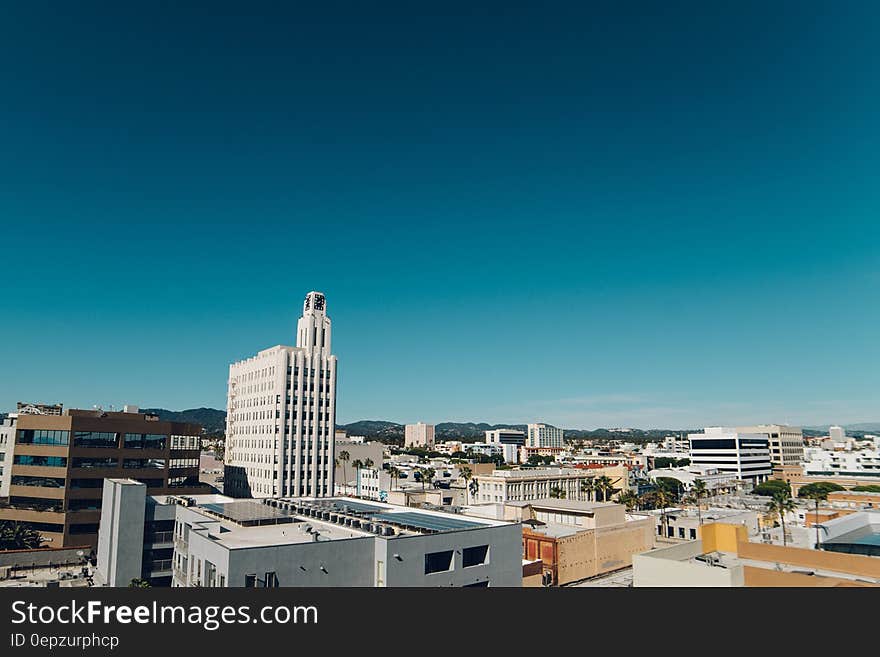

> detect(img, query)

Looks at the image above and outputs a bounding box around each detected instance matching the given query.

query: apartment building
[688,427,772,484]
[96,480,523,587]
[527,423,564,449]
[225,291,337,499]
[473,466,629,504]
[0,407,205,548]
[405,423,435,449]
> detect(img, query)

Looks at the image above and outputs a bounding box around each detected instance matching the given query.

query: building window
[11,475,66,488]
[73,431,118,448]
[13,455,67,467]
[424,550,454,574]
[16,429,69,446]
[244,574,257,588]
[462,545,490,568]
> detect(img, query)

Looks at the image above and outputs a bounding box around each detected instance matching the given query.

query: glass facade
[71,457,119,468]
[16,429,69,445]
[123,458,166,469]
[11,475,66,488]
[73,431,119,448]
[124,433,168,450]
[13,455,68,467]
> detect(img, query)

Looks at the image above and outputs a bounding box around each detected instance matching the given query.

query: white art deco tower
[224,291,337,498]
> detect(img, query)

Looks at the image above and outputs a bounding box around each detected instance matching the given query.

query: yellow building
[633,522,880,587]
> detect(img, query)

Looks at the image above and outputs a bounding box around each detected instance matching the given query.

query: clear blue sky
[1,2,878,429]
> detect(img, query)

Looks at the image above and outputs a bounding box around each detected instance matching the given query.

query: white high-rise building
[526,423,564,449]
[829,426,846,442]
[224,291,337,498]
[404,422,435,449]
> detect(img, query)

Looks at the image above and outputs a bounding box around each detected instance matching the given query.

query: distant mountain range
[5,407,876,441]
[142,408,227,435]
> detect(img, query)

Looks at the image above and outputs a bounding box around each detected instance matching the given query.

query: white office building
[485,429,526,447]
[224,291,337,498]
[527,423,564,449]
[405,422,435,449]
[688,427,772,484]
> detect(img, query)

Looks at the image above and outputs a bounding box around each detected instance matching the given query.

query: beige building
[737,424,804,467]
[507,498,653,585]
[404,422,435,449]
[473,466,629,505]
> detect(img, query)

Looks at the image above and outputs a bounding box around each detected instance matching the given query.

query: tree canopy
[751,479,791,497]
[797,482,845,498]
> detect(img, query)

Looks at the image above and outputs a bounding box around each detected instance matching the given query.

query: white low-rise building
[97,479,523,587]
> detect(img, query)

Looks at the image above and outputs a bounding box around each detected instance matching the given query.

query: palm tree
[691,478,708,526]
[388,466,400,491]
[594,475,618,502]
[580,477,596,502]
[363,458,374,469]
[0,521,44,551]
[766,491,797,546]
[802,489,829,549]
[338,450,350,494]
[549,486,566,499]
[617,489,640,511]
[459,466,473,504]
[420,467,435,490]
[654,488,672,539]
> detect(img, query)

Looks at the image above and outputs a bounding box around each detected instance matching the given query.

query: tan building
[737,424,804,467]
[507,498,653,586]
[0,407,207,549]
[633,522,880,587]
[404,423,435,449]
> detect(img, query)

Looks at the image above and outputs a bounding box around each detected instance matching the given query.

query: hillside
[142,407,227,436]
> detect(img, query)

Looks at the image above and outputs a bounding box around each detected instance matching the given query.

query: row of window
[14,455,67,467]
[16,429,200,450]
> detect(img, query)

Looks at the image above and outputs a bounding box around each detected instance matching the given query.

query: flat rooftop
[506,498,619,512]
[181,496,512,551]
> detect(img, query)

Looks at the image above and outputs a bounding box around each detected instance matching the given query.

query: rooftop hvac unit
[373,524,384,535]
[352,520,361,529]
[321,511,330,520]
[383,526,395,536]
[363,523,374,533]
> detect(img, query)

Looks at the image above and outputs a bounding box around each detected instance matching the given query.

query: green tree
[389,466,400,492]
[580,478,596,502]
[594,475,621,502]
[851,485,880,493]
[338,450,350,493]
[752,479,792,497]
[0,521,44,551]
[549,486,566,499]
[690,478,708,526]
[128,578,151,588]
[766,491,797,547]
[800,486,833,549]
[420,467,435,490]
[617,489,640,511]
[459,466,473,504]
[797,482,845,498]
